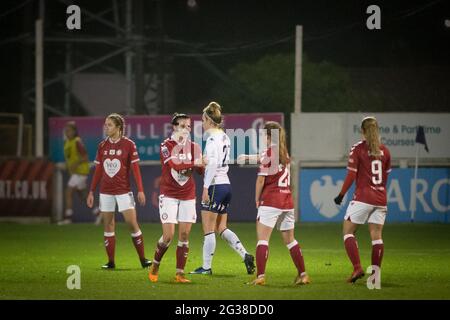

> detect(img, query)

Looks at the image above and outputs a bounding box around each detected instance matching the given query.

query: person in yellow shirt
[59,121,100,225]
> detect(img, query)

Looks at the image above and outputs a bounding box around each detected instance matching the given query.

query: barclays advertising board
[299,168,450,223]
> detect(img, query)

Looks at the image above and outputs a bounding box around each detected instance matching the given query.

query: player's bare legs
[65,186,74,216]
[281,229,309,285]
[343,219,359,235]
[122,208,149,268]
[216,213,227,234]
[161,223,176,243]
[103,212,115,232]
[60,186,76,224]
[102,212,116,269]
[202,210,217,234]
[179,222,191,242]
[343,219,364,282]
[368,223,384,272]
[122,208,140,233]
[257,221,273,241]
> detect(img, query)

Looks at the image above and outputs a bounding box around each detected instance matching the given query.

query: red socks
[344,235,385,272]
[104,232,116,263]
[256,240,307,278]
[176,241,189,273]
[372,239,384,267]
[131,230,146,260]
[256,240,269,278]
[288,240,306,275]
[153,236,170,264]
[344,234,362,271]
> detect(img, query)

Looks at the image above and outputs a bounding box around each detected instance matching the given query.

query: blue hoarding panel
[299,168,449,223]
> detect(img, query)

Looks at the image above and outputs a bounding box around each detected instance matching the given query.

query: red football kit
[345,140,391,206]
[90,136,143,195]
[258,147,294,210]
[159,136,203,200]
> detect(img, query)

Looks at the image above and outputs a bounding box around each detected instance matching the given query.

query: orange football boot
[248,276,266,286]
[174,273,191,283]
[294,273,311,285]
[148,263,159,283]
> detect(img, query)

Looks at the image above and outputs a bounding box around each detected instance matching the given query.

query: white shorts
[67,174,88,190]
[344,201,387,225]
[257,206,295,231]
[100,192,135,213]
[159,195,197,224]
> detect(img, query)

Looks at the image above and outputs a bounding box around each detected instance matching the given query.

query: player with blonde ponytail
[190,102,255,276]
[334,116,392,283]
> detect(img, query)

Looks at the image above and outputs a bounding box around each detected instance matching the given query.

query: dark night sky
[1,0,449,114]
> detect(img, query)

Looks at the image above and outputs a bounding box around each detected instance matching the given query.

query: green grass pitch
[1,222,449,300]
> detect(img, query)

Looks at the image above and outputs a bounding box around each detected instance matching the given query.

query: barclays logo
[310,175,347,218]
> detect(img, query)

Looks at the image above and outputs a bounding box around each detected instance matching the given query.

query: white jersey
[203,130,231,188]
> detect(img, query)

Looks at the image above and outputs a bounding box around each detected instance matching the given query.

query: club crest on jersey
[109,149,116,155]
[161,146,169,158]
[117,149,122,156]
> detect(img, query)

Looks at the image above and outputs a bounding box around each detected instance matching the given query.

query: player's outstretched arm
[237,154,260,165]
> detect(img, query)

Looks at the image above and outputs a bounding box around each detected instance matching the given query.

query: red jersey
[159,137,203,200]
[94,136,140,195]
[347,140,391,206]
[258,147,294,210]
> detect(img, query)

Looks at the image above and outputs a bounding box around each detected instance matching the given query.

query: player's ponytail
[107,113,126,137]
[361,116,381,158]
[203,101,223,127]
[264,121,289,166]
